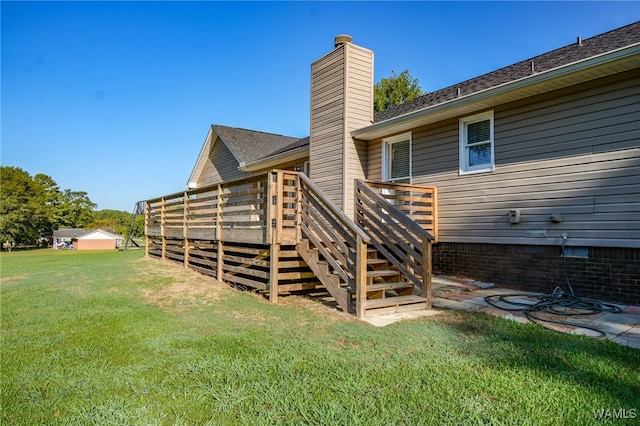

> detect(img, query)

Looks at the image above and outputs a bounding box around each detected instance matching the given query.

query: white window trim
[459,110,495,175]
[382,132,412,183]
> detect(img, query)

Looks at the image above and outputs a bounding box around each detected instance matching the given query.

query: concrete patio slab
[363,275,640,349]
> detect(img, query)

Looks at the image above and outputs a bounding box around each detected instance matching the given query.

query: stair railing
[298,173,370,317]
[354,180,435,301]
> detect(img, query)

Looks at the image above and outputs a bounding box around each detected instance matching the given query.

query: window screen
[389,140,410,181]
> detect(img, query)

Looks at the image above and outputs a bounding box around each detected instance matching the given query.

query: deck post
[431,187,439,243]
[216,183,223,281]
[267,171,280,302]
[269,243,279,303]
[144,201,150,257]
[183,191,189,269]
[422,235,432,309]
[161,197,167,261]
[295,173,302,242]
[355,235,367,319]
[275,171,284,240]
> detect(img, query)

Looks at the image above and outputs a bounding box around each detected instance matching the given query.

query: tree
[58,189,96,228]
[374,69,424,113]
[0,166,98,245]
[0,167,49,244]
[33,173,62,232]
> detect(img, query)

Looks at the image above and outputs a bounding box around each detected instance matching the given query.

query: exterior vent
[334,34,353,47]
[563,247,589,258]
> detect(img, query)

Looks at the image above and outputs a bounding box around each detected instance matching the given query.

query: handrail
[355,179,434,297]
[299,174,370,243]
[299,173,369,304]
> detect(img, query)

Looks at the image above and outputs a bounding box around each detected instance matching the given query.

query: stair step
[367,258,388,265]
[366,282,414,293]
[365,295,428,310]
[366,270,400,278]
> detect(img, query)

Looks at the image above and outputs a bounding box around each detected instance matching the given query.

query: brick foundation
[432,243,640,306]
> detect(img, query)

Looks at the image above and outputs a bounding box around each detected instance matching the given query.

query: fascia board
[352,44,640,141]
[238,146,309,172]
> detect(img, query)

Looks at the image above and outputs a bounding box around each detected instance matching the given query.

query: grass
[1,249,638,425]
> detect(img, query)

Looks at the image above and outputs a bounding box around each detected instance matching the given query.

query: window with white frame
[459,111,494,174]
[382,132,412,184]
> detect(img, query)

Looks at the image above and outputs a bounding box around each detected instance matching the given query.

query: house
[146,22,640,313]
[53,228,123,250]
[53,228,85,249]
[74,229,123,250]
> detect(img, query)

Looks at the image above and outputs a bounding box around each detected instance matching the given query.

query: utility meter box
[509,209,521,224]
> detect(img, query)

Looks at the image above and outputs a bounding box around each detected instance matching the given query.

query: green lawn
[1,249,638,425]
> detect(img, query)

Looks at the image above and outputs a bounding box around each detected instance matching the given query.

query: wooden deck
[145,170,437,318]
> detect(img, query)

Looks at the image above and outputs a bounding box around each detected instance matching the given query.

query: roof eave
[352,44,640,141]
[238,146,309,172]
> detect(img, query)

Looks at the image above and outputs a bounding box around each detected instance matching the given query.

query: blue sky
[2,1,638,212]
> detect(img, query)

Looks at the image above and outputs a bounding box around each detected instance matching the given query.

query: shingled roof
[212,124,304,165]
[52,228,86,239]
[191,21,637,181]
[374,21,640,123]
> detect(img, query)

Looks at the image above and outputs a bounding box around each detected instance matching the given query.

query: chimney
[334,34,353,48]
[309,35,373,216]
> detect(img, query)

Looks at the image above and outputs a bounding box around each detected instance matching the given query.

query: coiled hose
[484,238,622,337]
[485,289,621,337]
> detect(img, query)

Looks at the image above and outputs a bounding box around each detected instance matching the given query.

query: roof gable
[77,229,121,240]
[188,124,307,187]
[212,125,303,165]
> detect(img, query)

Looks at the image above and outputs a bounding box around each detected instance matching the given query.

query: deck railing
[145,173,437,317]
[146,171,301,248]
[358,180,438,242]
[298,173,370,316]
[355,180,436,299]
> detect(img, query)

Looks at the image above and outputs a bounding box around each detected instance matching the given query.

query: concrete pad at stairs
[364,309,443,327]
[432,297,483,311]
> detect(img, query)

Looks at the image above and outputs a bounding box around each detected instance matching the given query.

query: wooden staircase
[362,246,429,316]
[295,173,434,319]
[296,239,429,317]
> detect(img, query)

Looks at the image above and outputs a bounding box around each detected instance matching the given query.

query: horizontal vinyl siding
[497,75,639,163]
[310,48,345,206]
[198,138,248,187]
[374,71,640,248]
[366,139,383,181]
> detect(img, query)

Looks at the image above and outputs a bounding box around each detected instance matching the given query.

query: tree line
[0,166,144,246]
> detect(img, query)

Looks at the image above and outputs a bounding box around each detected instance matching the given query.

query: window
[459,111,494,174]
[382,132,411,184]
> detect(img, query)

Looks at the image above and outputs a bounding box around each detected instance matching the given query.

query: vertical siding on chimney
[309,41,373,216]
